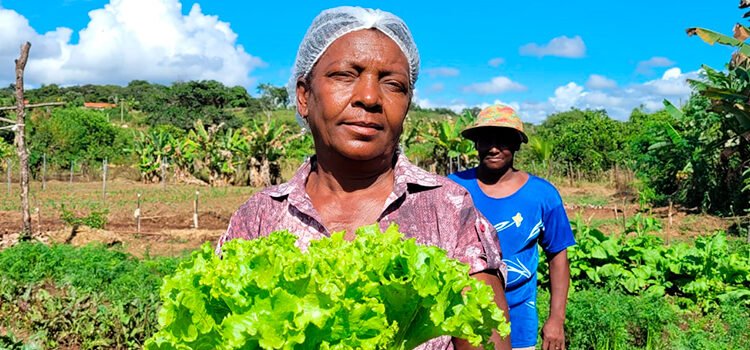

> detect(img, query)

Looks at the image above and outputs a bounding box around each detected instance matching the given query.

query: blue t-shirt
[448,168,575,348]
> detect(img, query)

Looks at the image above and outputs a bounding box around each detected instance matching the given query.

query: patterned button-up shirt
[217,153,507,350]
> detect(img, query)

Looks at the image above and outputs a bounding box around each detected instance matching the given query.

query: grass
[565,193,610,207]
[0,179,257,227]
[0,242,184,349]
[536,289,750,350]
[2,241,747,350]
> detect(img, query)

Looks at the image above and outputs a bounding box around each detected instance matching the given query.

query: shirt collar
[266,152,440,197]
[263,152,442,226]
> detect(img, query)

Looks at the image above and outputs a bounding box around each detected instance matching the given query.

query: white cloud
[636,56,675,75]
[0,8,73,69]
[584,90,624,107]
[642,68,695,96]
[413,97,467,113]
[424,67,460,78]
[586,74,617,89]
[463,76,526,94]
[549,82,584,111]
[428,82,444,92]
[413,93,548,124]
[542,67,698,120]
[415,67,697,123]
[517,101,553,124]
[0,0,263,87]
[519,35,586,58]
[488,57,505,67]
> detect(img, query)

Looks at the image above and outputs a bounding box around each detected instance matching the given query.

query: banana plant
[423,112,477,174]
[131,129,177,182]
[216,127,252,184]
[180,120,229,185]
[245,119,296,186]
[400,117,433,167]
[687,4,750,193]
[527,136,554,178]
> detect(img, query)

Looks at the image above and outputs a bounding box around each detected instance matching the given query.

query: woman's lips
[484,155,505,163]
[342,121,383,137]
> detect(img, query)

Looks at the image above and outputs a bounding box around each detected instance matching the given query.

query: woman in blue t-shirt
[448,104,576,350]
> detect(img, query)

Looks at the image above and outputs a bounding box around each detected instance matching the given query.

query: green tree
[143,80,240,129]
[227,86,252,108]
[537,109,627,175]
[628,107,688,204]
[257,83,290,109]
[255,83,290,120]
[27,108,133,170]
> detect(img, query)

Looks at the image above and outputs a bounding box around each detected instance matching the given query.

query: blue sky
[0,0,742,122]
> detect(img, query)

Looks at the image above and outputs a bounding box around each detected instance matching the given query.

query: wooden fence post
[35,196,41,234]
[6,159,11,195]
[161,159,167,189]
[614,202,619,222]
[621,198,627,231]
[136,193,141,234]
[613,163,619,189]
[568,163,574,187]
[41,153,46,191]
[667,199,673,245]
[193,190,200,229]
[102,159,108,201]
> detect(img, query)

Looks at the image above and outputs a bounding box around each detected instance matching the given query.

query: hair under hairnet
[288,6,420,129]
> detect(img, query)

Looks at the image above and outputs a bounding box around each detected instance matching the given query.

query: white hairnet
[288,6,420,129]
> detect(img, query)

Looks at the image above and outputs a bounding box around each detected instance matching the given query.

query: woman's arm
[453,272,511,350]
[542,249,570,350]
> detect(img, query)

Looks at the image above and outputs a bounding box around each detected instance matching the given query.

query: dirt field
[557,183,728,239]
[0,180,254,256]
[0,178,731,257]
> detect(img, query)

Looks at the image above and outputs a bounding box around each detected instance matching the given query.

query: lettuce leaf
[145,224,510,349]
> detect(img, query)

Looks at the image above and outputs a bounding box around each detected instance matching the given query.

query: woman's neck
[308,150,396,194]
[477,163,516,186]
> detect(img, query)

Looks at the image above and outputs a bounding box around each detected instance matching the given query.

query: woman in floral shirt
[218,6,510,350]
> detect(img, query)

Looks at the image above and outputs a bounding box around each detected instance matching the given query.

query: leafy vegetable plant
[145,224,510,349]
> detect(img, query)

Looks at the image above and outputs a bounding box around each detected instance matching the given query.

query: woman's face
[473,128,521,172]
[297,29,411,161]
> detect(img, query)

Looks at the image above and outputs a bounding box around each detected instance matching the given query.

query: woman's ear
[296,77,310,117]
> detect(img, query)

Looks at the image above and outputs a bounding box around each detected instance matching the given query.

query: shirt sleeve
[454,192,508,285]
[215,197,264,255]
[539,190,576,254]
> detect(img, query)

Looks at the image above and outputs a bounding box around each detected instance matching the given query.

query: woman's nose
[352,74,382,110]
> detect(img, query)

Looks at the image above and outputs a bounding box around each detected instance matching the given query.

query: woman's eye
[383,80,407,93]
[330,71,356,79]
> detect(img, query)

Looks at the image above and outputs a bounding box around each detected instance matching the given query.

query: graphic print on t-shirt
[512,212,523,227]
[498,214,542,286]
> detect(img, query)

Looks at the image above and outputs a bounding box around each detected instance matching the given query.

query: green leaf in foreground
[145,224,510,349]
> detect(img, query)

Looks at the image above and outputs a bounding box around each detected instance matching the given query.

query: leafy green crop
[59,204,109,229]
[538,217,750,311]
[145,224,510,349]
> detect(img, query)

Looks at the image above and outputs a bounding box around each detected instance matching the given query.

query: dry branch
[0,101,65,112]
[14,41,32,238]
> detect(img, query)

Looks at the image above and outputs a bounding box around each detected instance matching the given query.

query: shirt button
[479,222,486,231]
